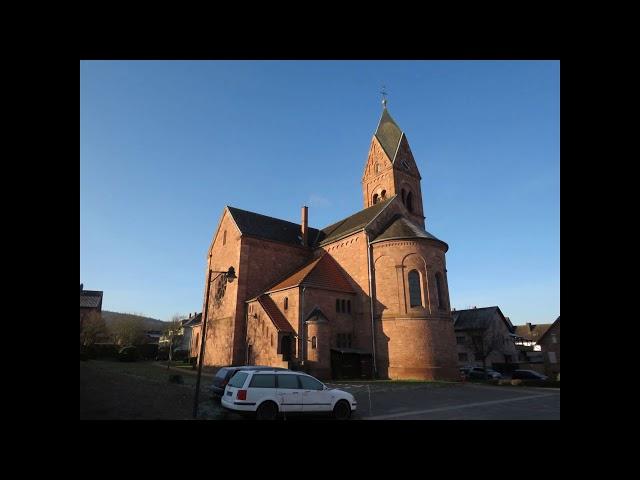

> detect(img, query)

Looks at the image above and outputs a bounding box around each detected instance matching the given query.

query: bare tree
[162,314,185,367]
[109,314,146,346]
[466,327,507,380]
[80,312,107,346]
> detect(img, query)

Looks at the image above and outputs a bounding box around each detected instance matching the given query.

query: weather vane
[381,85,388,108]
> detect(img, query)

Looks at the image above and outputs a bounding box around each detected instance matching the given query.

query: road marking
[363,393,556,420]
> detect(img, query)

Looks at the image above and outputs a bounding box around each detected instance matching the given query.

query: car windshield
[215,368,229,379]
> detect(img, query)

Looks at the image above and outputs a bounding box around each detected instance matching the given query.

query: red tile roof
[267,254,355,294]
[257,295,295,333]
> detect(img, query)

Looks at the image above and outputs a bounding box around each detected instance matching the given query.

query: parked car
[461,366,503,380]
[221,369,357,420]
[512,369,548,381]
[210,366,289,399]
[118,345,138,362]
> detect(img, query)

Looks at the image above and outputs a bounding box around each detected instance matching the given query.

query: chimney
[189,313,192,319]
[301,205,308,247]
[80,283,83,291]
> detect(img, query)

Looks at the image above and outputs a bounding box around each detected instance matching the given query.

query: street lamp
[193,266,236,419]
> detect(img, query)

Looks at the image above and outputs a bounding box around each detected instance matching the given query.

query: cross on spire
[381,85,388,108]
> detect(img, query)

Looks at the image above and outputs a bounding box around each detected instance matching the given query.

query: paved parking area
[324,381,560,420]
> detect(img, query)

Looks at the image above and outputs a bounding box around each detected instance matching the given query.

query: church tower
[361,104,425,228]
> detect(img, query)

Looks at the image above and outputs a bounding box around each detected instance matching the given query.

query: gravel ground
[79,359,232,420]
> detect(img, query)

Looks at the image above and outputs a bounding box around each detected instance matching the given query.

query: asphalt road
[325,381,560,420]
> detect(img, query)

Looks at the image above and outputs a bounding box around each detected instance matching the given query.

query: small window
[347,300,351,314]
[456,336,465,345]
[299,375,324,391]
[223,230,226,245]
[435,272,446,310]
[336,299,340,313]
[271,334,274,347]
[373,193,379,204]
[249,374,276,388]
[228,371,249,388]
[401,188,406,205]
[276,374,300,389]
[311,336,317,349]
[381,189,386,199]
[551,334,558,344]
[406,191,413,213]
[458,353,468,362]
[341,299,346,313]
[284,297,288,310]
[408,270,422,308]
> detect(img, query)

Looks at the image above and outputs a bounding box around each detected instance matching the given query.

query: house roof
[314,196,395,246]
[182,313,202,327]
[536,316,560,343]
[452,306,512,333]
[267,253,355,294]
[305,307,329,323]
[513,322,553,342]
[227,206,320,247]
[257,295,295,333]
[375,107,404,162]
[80,290,103,308]
[371,214,447,249]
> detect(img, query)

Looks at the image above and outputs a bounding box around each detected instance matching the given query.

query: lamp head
[225,266,236,283]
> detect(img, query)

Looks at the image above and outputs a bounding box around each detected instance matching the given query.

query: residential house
[536,316,560,379]
[80,283,104,342]
[452,306,519,373]
[512,321,552,374]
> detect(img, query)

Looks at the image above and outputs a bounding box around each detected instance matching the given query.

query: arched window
[381,189,386,200]
[435,272,446,310]
[223,230,226,245]
[284,297,288,310]
[373,193,379,204]
[401,188,406,205]
[408,270,422,308]
[311,336,317,349]
[406,192,413,213]
[271,334,274,347]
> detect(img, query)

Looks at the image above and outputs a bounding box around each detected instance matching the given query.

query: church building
[191,102,459,381]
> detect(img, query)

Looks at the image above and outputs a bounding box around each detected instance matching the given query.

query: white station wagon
[221,369,357,420]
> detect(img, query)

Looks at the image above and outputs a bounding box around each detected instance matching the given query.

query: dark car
[118,345,138,362]
[512,369,548,381]
[461,366,503,380]
[209,365,289,398]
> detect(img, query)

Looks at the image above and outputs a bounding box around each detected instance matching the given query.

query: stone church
[191,103,459,381]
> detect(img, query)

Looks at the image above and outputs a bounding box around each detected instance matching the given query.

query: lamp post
[192,266,236,419]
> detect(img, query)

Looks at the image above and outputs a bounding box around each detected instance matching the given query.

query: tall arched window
[284,297,288,310]
[406,192,413,213]
[381,189,386,200]
[435,272,446,310]
[311,336,317,349]
[373,193,379,204]
[408,270,422,307]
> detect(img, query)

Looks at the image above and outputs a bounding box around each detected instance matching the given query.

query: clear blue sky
[80,60,559,325]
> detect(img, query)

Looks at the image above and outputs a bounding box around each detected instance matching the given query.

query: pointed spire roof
[374,107,404,162]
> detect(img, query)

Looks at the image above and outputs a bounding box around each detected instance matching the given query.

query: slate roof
[314,196,395,246]
[80,290,103,309]
[375,107,404,161]
[371,215,447,249]
[227,206,320,247]
[452,306,512,333]
[257,295,295,333]
[267,253,355,294]
[535,316,560,343]
[514,322,552,342]
[182,313,202,327]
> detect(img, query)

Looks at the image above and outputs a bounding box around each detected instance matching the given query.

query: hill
[102,310,168,331]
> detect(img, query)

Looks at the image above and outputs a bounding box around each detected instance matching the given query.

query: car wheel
[333,400,351,420]
[256,401,278,421]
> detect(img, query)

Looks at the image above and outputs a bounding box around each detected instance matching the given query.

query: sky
[80,60,559,324]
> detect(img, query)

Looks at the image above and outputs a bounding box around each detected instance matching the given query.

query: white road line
[363,393,555,420]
